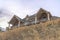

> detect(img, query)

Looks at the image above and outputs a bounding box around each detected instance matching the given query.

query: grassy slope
[0,19,60,40]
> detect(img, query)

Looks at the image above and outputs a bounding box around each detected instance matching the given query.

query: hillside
[0,19,60,40]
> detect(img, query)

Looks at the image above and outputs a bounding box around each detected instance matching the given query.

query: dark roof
[23,14,36,22]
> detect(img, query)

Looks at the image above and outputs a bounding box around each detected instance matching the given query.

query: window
[40,13,47,21]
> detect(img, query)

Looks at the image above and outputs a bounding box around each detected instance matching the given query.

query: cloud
[0,0,60,18]
[0,17,8,28]
[0,8,13,17]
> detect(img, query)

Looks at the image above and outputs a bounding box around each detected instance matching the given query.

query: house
[8,8,52,29]
[23,8,52,25]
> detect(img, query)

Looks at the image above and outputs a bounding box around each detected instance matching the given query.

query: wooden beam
[48,13,50,21]
[35,14,37,24]
[18,21,20,27]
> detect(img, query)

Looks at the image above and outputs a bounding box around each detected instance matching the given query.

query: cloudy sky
[0,0,60,28]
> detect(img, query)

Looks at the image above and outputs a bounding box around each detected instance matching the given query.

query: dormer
[25,15,29,20]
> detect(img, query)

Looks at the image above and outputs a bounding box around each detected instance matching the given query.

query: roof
[8,15,22,24]
[8,8,52,24]
[36,8,52,19]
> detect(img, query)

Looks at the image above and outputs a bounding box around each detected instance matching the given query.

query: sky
[0,0,60,28]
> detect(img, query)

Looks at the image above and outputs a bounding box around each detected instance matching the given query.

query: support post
[48,13,50,21]
[18,21,20,27]
[35,14,37,24]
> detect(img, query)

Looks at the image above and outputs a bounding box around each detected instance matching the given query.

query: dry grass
[0,19,60,40]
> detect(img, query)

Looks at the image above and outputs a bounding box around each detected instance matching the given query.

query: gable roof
[8,15,22,24]
[36,8,49,16]
[36,8,52,19]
